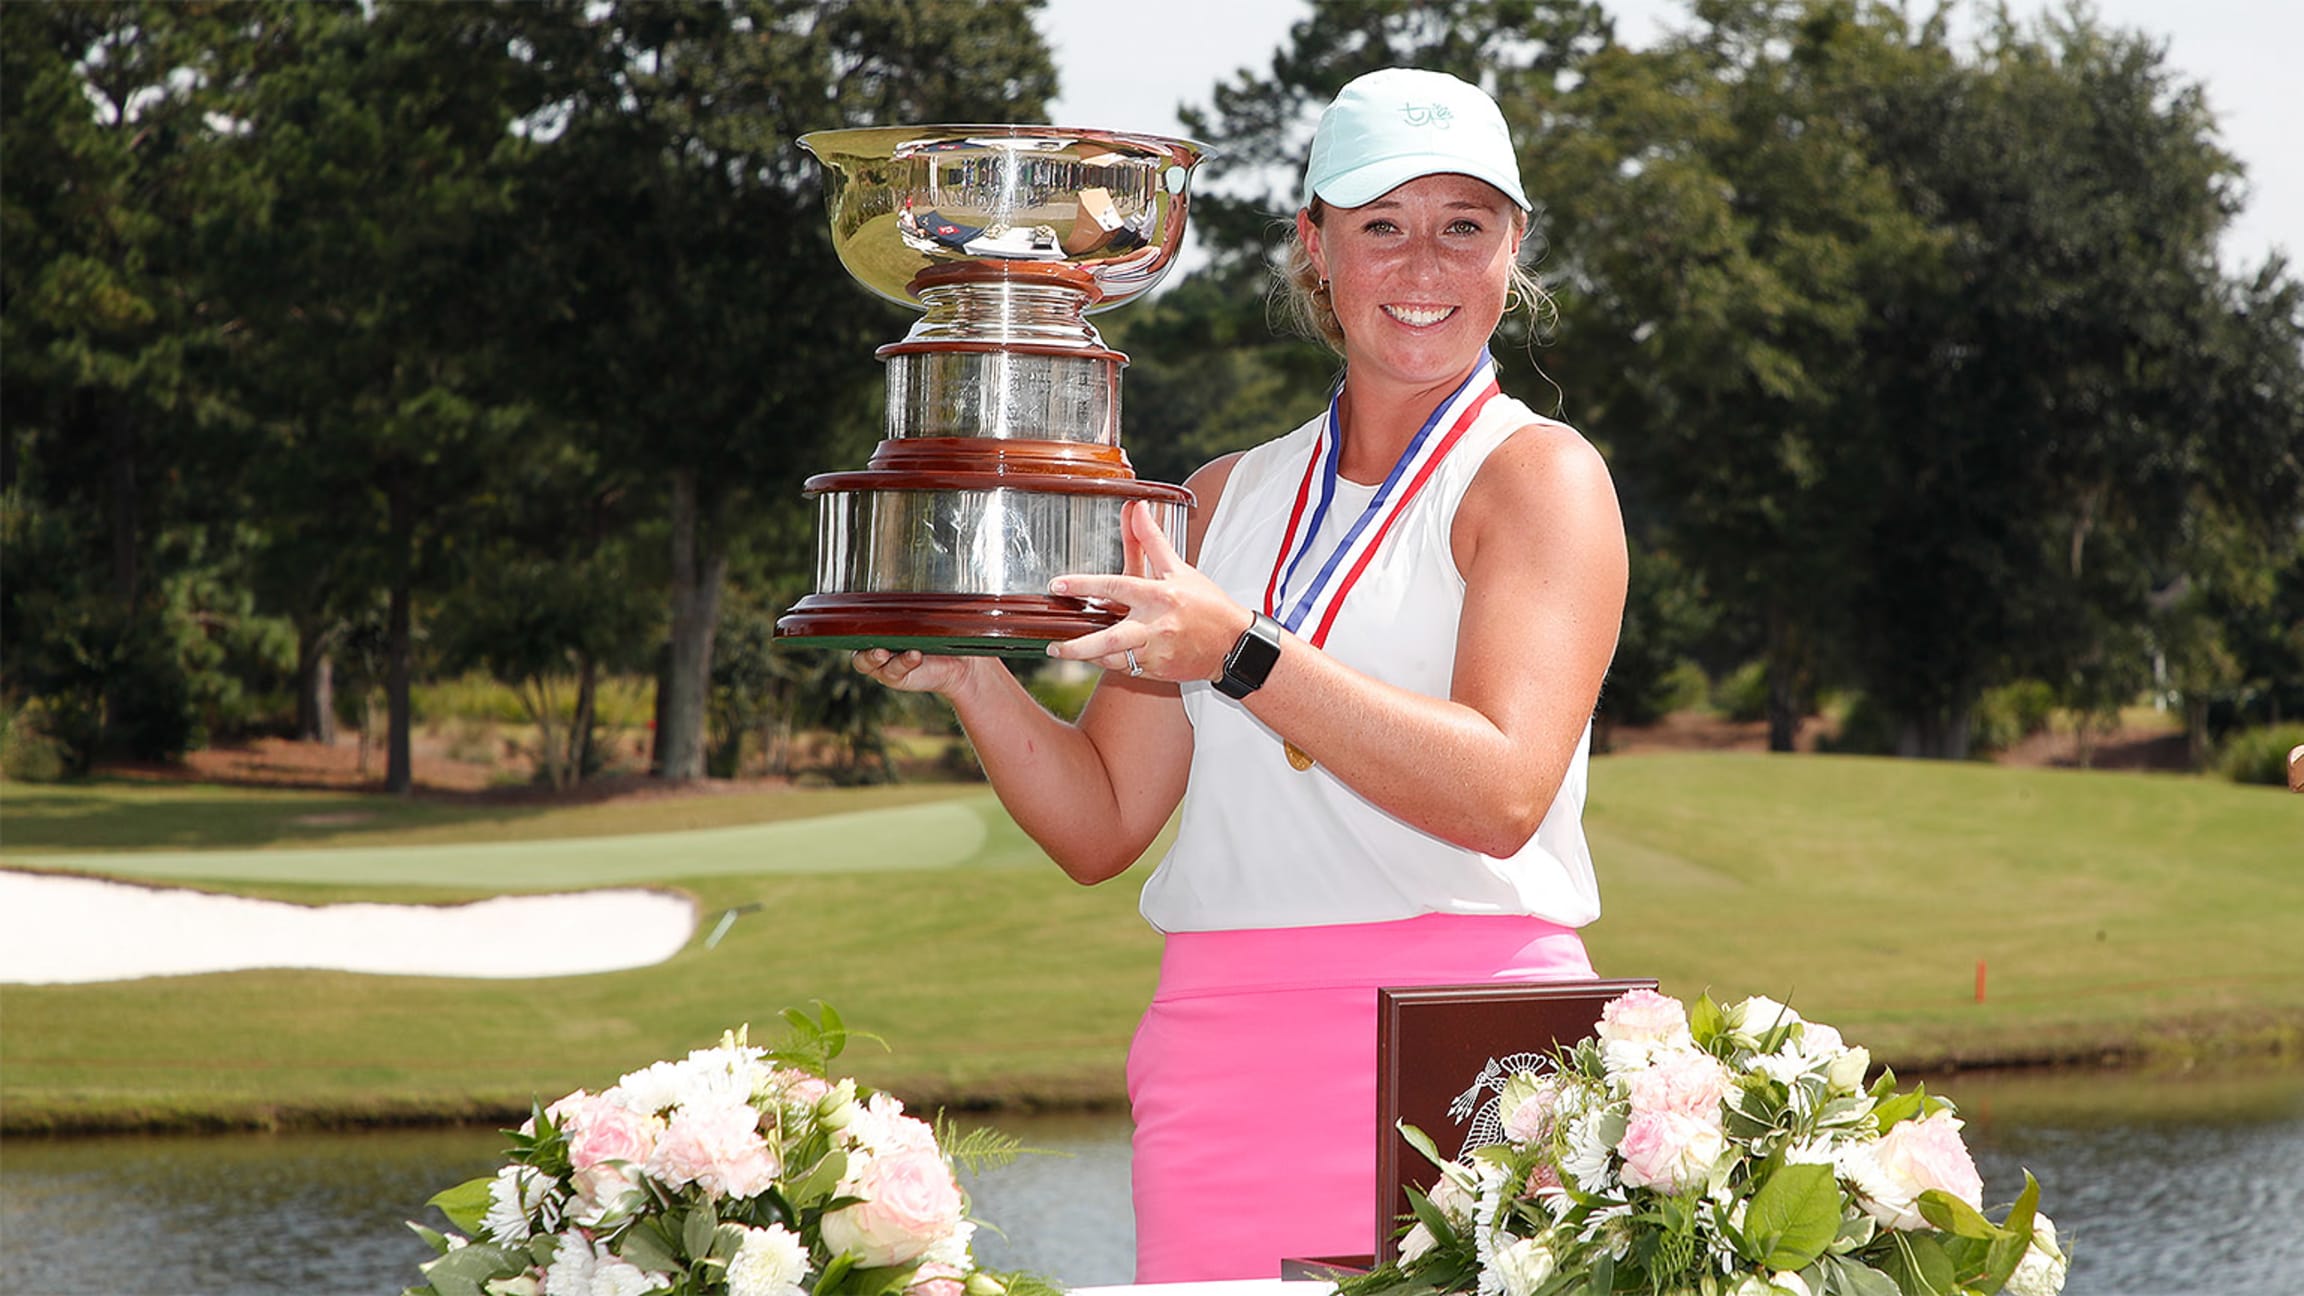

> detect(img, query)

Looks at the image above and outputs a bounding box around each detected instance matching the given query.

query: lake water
[4,1064,2298,1296]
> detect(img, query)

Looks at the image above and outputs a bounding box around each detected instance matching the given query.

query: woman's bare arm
[853,454,1243,882]
[1050,425,1624,857]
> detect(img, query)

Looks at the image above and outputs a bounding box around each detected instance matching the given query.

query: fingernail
[1049,578,1070,595]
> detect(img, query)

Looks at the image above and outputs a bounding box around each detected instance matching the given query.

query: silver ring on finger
[1125,648,1144,678]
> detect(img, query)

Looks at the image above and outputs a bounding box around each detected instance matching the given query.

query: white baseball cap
[1301,67,1530,212]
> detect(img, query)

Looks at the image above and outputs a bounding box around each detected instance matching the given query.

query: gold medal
[1284,740,1314,772]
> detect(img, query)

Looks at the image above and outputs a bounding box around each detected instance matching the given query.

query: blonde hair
[1275,199,1552,356]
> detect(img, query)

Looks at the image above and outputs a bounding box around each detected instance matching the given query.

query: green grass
[0,778,976,854]
[1579,754,2303,1069]
[1,754,2297,1132]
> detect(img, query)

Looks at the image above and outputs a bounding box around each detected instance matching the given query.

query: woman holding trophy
[854,68,1626,1280]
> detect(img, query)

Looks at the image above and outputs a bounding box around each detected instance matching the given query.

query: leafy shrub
[1816,691,1897,756]
[592,676,655,730]
[1659,660,1712,714]
[441,718,500,764]
[2217,723,2304,787]
[105,624,201,760]
[1,701,68,782]
[1599,546,1717,727]
[413,672,533,725]
[1714,660,1769,723]
[1971,679,2058,753]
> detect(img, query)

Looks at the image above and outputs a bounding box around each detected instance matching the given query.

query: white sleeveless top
[1137,390,1604,933]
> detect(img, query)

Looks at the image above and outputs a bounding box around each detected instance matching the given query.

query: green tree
[196,0,544,792]
[1845,6,2282,756]
[1512,1,1947,751]
[1,1,271,766]
[500,0,1058,783]
[1165,0,1616,452]
[433,429,658,789]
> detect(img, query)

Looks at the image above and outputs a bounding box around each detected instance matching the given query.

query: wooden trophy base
[775,592,1120,657]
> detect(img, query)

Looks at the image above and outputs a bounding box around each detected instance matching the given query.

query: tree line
[4,0,2298,792]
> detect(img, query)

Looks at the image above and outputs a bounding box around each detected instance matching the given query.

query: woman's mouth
[1382,303,1458,327]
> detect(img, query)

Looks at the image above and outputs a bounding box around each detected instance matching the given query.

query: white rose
[1428,1163,1480,1227]
[1825,1045,1871,1095]
[818,1078,861,1132]
[1398,1221,1439,1263]
[1491,1237,1556,1296]
[2004,1213,2068,1296]
[1728,996,1804,1041]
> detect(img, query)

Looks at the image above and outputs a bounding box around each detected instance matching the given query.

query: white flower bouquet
[1350,990,2068,1296]
[404,1006,1051,1296]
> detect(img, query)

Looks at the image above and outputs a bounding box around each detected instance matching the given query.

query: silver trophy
[775,126,1207,656]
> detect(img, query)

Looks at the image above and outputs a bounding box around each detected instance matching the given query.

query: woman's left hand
[1048,500,1251,683]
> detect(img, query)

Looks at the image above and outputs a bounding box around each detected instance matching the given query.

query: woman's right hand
[851,647,985,699]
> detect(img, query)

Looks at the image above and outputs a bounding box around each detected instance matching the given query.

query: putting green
[8,796,1000,888]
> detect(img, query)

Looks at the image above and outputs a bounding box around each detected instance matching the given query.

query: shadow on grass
[0,778,554,853]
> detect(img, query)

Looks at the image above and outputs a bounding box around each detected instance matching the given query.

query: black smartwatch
[1214,613,1283,699]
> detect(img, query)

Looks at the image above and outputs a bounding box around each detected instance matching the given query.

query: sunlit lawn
[1,754,2296,1130]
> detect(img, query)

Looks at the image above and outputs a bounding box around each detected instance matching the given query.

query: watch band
[1214,613,1283,699]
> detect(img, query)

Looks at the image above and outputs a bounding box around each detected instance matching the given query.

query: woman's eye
[1448,219,1484,235]
[1361,219,1400,235]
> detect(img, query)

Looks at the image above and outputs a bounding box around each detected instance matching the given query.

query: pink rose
[821,1145,965,1267]
[1497,1072,1562,1143]
[1626,1048,1730,1121]
[1616,1109,1724,1193]
[909,1261,967,1296]
[570,1098,658,1171]
[1597,990,1691,1067]
[777,1069,832,1108]
[647,1101,781,1199]
[1851,1111,1984,1230]
[1503,1092,1554,1143]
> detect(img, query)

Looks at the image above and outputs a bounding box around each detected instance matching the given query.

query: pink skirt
[1124,913,1593,1282]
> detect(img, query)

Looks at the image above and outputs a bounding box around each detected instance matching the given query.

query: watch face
[1220,615,1282,697]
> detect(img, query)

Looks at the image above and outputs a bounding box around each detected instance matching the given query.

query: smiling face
[1298,172,1525,396]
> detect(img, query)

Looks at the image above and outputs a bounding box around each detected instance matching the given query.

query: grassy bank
[2,755,2297,1132]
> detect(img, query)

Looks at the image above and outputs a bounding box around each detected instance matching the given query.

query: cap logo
[1398,101,1455,129]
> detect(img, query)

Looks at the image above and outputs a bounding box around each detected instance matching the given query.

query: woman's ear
[1296,207,1327,280]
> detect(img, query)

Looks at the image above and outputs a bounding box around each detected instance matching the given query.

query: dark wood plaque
[1372,978,1658,1265]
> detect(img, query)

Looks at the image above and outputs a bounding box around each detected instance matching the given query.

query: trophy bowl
[801,125,1206,342]
[776,125,1208,657]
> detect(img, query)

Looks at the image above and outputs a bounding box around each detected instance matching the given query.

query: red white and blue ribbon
[1262,351,1503,647]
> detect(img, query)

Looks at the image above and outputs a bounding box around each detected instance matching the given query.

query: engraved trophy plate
[776,126,1207,656]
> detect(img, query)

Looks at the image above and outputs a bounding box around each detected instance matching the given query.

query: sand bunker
[0,870,695,984]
